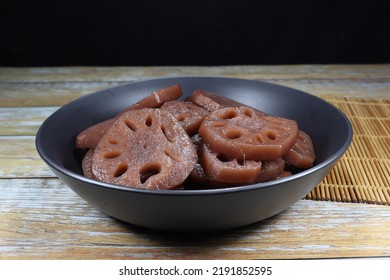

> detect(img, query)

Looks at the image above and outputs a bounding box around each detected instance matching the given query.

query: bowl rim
[36,76,353,196]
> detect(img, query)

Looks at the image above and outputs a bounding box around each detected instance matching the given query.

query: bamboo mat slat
[306,96,390,205]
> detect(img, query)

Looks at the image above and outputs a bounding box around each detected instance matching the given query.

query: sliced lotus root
[189,156,285,187]
[76,119,116,149]
[82,149,94,179]
[187,89,245,112]
[76,84,183,149]
[276,170,293,180]
[91,108,197,190]
[188,162,242,189]
[283,130,315,169]
[199,106,298,161]
[199,143,262,184]
[160,100,209,136]
[129,84,183,110]
[255,158,285,183]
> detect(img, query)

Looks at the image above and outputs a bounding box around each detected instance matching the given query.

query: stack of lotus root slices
[76,85,315,190]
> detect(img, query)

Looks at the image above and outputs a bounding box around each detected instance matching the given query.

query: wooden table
[1,65,389,260]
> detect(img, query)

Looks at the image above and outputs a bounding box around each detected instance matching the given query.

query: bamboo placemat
[306,96,390,205]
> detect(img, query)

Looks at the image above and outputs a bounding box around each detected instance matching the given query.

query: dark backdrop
[1,0,389,66]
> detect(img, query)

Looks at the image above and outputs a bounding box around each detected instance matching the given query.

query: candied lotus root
[76,84,183,149]
[199,106,299,161]
[255,158,285,183]
[82,148,94,179]
[187,89,245,112]
[91,108,197,190]
[76,119,116,149]
[199,143,262,184]
[283,130,316,169]
[160,100,208,136]
[129,84,183,110]
[188,163,240,189]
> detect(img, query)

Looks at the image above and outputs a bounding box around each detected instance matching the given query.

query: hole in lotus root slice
[216,153,233,163]
[114,163,128,178]
[243,107,253,117]
[220,108,238,120]
[124,119,137,132]
[266,130,277,140]
[139,162,162,184]
[160,124,176,143]
[107,138,119,145]
[103,150,121,159]
[216,153,248,166]
[177,114,185,122]
[225,128,243,140]
[163,149,181,162]
[211,121,227,128]
[145,115,153,127]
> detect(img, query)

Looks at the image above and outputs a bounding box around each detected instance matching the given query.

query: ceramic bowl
[36,77,353,231]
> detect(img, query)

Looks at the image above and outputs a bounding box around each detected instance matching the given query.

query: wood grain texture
[1,64,390,107]
[1,178,390,260]
[0,136,54,178]
[1,65,390,260]
[2,65,390,82]
[0,107,58,136]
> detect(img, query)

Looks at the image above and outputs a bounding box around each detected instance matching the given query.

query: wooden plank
[1,65,390,260]
[1,178,390,259]
[0,136,54,178]
[0,107,57,136]
[1,65,390,107]
[0,82,119,107]
[1,77,390,107]
[1,65,390,83]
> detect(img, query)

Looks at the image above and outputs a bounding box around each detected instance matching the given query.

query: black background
[1,0,389,66]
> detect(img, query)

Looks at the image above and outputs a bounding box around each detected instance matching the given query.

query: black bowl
[36,77,353,231]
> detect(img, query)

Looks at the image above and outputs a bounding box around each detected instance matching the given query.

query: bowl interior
[37,77,351,184]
